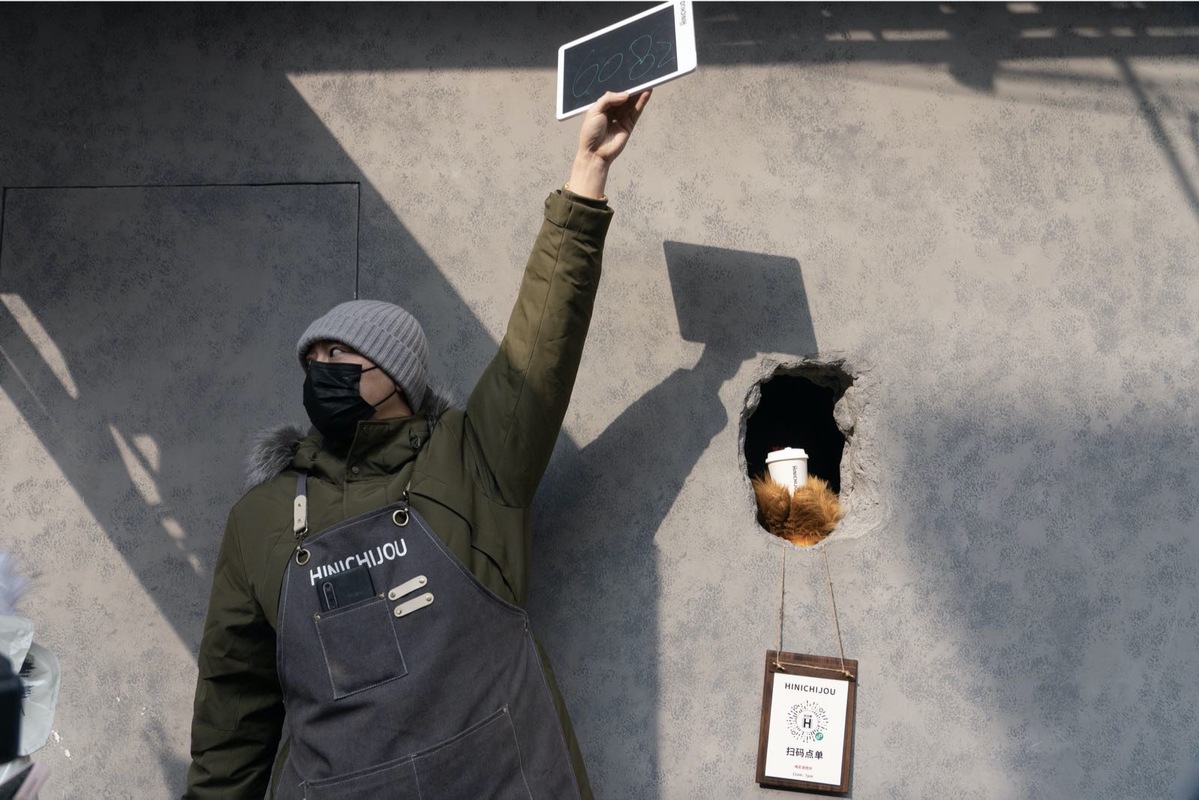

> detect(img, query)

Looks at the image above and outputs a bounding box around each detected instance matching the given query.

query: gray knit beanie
[296,300,429,411]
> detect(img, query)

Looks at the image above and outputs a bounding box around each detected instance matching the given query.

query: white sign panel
[763,673,849,785]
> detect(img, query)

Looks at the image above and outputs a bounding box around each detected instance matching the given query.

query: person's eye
[329,346,346,358]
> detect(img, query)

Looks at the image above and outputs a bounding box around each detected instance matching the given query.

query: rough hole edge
[739,352,886,548]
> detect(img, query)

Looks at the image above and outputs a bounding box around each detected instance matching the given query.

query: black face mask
[303,361,397,442]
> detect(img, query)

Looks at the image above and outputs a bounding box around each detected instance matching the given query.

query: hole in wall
[744,362,855,544]
[745,367,853,491]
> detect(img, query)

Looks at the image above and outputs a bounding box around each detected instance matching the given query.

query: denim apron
[272,472,580,799]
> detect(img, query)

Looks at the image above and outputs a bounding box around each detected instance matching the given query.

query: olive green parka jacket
[185,190,612,799]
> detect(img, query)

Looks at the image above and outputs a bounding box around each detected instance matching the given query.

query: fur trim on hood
[243,383,458,491]
[244,424,308,491]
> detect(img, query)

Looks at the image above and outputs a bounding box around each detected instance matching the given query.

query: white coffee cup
[765,448,809,493]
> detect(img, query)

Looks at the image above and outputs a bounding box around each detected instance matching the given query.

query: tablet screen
[560,3,680,118]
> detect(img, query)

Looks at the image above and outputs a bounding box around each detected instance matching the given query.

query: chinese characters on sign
[784,748,824,759]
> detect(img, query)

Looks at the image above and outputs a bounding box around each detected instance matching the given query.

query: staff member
[185,89,651,799]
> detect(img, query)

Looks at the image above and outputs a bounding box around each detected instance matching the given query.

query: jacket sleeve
[184,511,285,799]
[464,190,613,507]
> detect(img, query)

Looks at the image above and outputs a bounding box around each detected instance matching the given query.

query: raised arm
[464,91,651,506]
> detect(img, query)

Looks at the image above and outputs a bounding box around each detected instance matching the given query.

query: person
[184,88,651,800]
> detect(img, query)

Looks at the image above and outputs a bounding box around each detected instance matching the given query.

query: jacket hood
[244,383,457,490]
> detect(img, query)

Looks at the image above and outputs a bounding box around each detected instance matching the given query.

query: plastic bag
[0,616,32,679]
[16,642,59,756]
[0,553,60,757]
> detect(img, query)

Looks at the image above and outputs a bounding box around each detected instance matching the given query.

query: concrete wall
[1,4,1197,797]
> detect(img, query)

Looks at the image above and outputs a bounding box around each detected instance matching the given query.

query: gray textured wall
[1,4,1197,798]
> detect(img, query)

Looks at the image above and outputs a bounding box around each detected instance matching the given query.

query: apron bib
[273,474,579,800]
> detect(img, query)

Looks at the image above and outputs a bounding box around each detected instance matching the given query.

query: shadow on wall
[885,398,1199,798]
[0,185,354,646]
[695,2,1199,226]
[0,184,355,791]
[530,242,816,794]
[0,3,1196,796]
[697,2,1199,85]
[664,240,824,490]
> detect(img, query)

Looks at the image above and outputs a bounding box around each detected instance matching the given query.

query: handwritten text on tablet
[561,5,678,109]
[572,36,677,99]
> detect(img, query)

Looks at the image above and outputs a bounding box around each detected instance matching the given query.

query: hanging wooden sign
[755,651,858,794]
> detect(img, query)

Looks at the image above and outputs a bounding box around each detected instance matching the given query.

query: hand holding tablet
[580,90,653,161]
[557,0,697,120]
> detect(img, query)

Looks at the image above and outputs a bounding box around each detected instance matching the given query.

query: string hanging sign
[755,546,858,794]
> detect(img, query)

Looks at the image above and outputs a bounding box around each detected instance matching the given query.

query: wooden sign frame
[755,651,858,794]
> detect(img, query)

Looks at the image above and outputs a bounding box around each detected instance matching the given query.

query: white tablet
[556,0,697,120]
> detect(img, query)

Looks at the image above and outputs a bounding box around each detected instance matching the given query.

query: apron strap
[294,469,309,536]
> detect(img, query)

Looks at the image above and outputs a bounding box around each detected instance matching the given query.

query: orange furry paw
[752,474,843,546]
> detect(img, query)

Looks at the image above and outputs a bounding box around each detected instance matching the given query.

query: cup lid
[765,447,808,463]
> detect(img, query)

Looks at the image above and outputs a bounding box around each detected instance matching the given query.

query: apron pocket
[301,707,531,800]
[303,756,420,799]
[314,596,407,699]
[413,705,533,799]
